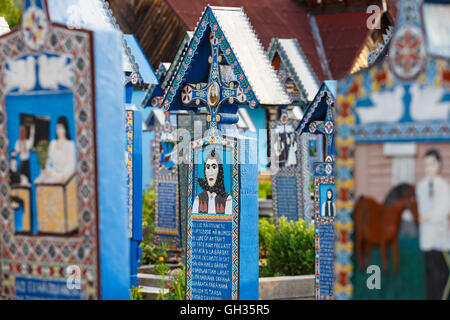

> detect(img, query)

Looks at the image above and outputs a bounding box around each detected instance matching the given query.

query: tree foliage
[0,0,22,29]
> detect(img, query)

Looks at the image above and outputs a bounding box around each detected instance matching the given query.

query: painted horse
[355,184,419,273]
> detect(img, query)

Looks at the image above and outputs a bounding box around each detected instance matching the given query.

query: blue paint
[191,220,233,300]
[324,80,337,98]
[128,109,143,288]
[43,0,130,300]
[125,83,134,104]
[15,277,81,300]
[242,105,268,171]
[6,93,76,234]
[123,34,158,85]
[94,29,130,300]
[156,182,177,229]
[239,136,259,300]
[275,176,298,221]
[318,223,335,298]
[24,0,45,11]
[14,205,24,232]
[132,90,155,190]
[400,84,413,122]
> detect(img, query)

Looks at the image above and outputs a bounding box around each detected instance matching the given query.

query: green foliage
[0,0,22,29]
[142,186,156,229]
[130,286,143,300]
[155,262,185,300]
[36,140,49,170]
[166,267,185,300]
[258,180,272,199]
[259,214,276,259]
[259,216,315,277]
[140,186,167,265]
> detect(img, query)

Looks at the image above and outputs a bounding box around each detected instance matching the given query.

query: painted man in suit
[415,149,450,300]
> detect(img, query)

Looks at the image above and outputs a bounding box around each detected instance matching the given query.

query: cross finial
[180,31,247,131]
[21,0,50,52]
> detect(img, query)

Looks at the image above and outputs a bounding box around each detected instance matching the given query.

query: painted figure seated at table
[34,116,78,234]
[35,116,76,184]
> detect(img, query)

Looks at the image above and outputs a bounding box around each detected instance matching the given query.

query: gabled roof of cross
[48,0,152,85]
[268,38,320,105]
[141,31,194,108]
[161,6,290,111]
[297,81,336,134]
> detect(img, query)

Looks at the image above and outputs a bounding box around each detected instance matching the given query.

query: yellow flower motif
[158,256,164,262]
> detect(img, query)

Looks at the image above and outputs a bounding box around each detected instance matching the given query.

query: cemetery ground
[135,182,315,300]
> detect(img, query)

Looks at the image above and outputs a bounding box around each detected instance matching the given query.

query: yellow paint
[36,174,79,234]
[346,117,355,125]
[373,82,379,92]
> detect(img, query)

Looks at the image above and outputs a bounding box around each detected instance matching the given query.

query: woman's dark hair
[57,116,71,140]
[327,188,333,200]
[198,149,229,199]
[424,149,441,163]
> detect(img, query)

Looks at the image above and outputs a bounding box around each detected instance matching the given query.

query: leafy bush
[155,261,185,300]
[259,214,276,259]
[259,216,315,277]
[0,0,22,28]
[166,267,185,300]
[258,180,272,199]
[140,186,167,265]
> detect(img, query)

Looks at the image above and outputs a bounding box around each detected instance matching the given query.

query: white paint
[0,17,10,35]
[356,85,405,124]
[423,3,450,59]
[410,84,450,121]
[211,7,290,106]
[383,143,417,157]
[292,106,304,120]
[5,56,37,93]
[237,108,256,132]
[37,55,73,90]
[276,39,320,100]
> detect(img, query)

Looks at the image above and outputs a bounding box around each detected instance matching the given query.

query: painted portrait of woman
[321,187,336,218]
[192,149,232,215]
[37,116,76,183]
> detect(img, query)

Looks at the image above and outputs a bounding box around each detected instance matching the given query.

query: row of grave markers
[149,0,450,301]
[1,0,448,301]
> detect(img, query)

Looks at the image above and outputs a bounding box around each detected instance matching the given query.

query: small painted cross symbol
[181,31,247,130]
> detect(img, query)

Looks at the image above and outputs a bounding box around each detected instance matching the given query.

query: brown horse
[354,185,419,273]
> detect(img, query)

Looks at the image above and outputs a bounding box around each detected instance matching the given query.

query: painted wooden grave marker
[334,0,450,300]
[161,6,289,300]
[0,0,129,299]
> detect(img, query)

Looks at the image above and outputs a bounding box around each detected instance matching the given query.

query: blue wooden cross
[181,32,247,133]
[307,98,335,162]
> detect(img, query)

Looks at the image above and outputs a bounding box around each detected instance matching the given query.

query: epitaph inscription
[318,222,335,299]
[157,182,177,230]
[275,176,298,221]
[191,221,233,300]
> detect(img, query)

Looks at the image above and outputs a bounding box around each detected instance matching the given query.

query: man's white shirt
[416,176,450,251]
